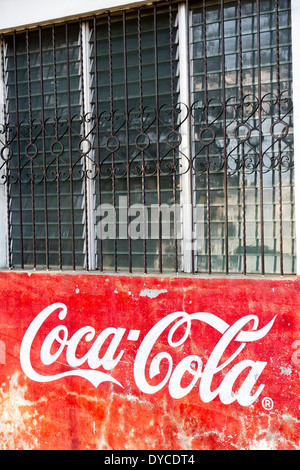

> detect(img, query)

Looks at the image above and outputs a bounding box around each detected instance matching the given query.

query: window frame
[0,0,298,277]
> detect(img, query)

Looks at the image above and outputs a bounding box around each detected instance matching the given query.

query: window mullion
[178,2,194,273]
[81,20,96,271]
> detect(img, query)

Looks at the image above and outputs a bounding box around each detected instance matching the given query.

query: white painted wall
[0,0,148,32]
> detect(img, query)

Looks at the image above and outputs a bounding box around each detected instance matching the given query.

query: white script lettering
[134,311,276,405]
[20,303,125,388]
[20,303,276,406]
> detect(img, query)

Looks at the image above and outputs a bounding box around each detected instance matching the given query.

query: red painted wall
[0,271,299,450]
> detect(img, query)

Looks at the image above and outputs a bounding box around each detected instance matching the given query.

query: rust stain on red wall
[0,272,299,450]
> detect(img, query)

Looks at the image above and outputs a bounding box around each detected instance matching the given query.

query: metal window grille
[0,0,295,275]
[191,0,294,275]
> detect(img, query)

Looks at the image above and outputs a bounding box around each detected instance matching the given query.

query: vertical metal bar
[137,8,147,274]
[79,19,89,271]
[13,31,24,268]
[93,16,103,271]
[65,22,76,270]
[238,0,247,275]
[26,29,36,269]
[203,0,211,273]
[154,3,162,274]
[186,0,194,274]
[221,0,229,274]
[39,27,49,270]
[275,0,284,275]
[256,0,265,274]
[1,35,11,269]
[123,11,132,273]
[52,24,62,270]
[107,12,118,272]
[169,0,178,273]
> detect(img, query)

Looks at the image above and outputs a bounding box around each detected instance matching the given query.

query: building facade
[0,0,299,450]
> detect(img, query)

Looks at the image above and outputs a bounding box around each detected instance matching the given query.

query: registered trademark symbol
[262,397,274,411]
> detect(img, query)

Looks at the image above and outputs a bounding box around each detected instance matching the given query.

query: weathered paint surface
[0,271,299,450]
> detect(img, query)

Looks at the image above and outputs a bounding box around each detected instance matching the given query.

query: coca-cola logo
[20,303,276,407]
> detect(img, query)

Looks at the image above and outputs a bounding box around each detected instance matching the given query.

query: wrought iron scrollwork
[0,90,294,185]
[189,90,293,178]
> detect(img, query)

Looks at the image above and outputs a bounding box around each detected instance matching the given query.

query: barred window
[0,0,295,275]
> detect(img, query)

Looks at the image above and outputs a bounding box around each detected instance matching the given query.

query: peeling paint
[280,365,292,376]
[139,288,168,298]
[0,372,41,449]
